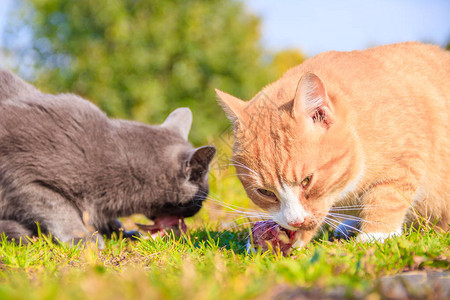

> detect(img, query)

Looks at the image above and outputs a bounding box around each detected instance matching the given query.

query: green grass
[0,156,449,300]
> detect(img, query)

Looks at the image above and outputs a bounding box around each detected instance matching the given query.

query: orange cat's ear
[292,73,333,125]
[215,89,245,123]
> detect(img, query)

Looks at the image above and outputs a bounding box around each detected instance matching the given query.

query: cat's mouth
[250,220,300,255]
[136,216,187,236]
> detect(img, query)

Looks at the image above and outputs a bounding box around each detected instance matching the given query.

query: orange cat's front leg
[357,185,413,242]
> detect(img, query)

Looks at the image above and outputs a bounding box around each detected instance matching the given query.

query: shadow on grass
[188,228,250,254]
[186,224,346,255]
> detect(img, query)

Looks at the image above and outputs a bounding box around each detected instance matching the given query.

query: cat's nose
[288,219,304,228]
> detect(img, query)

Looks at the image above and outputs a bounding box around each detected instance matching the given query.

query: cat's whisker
[245,221,277,239]
[324,217,364,234]
[213,163,257,175]
[230,159,259,176]
[205,208,267,218]
[137,188,270,219]
[329,207,379,211]
[204,203,271,218]
[310,214,326,236]
[330,204,380,209]
[322,219,339,231]
[245,183,262,190]
[213,163,240,169]
[326,212,365,220]
[228,219,269,229]
[245,223,279,240]
[200,191,270,215]
[326,213,376,224]
[149,189,271,224]
[220,173,257,180]
[200,207,258,218]
[233,173,257,177]
[323,219,348,239]
[204,197,269,214]
[226,216,267,224]
[322,218,338,229]
[205,204,264,217]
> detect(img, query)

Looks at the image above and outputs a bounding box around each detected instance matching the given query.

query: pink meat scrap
[250,220,299,255]
[136,216,187,238]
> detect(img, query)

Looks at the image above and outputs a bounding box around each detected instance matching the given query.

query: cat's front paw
[356,230,401,243]
[122,230,142,240]
[71,233,105,249]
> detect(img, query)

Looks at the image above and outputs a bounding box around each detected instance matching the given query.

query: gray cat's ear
[161,107,193,140]
[186,146,217,181]
[292,73,333,125]
[215,89,245,124]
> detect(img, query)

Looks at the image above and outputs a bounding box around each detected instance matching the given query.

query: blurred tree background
[269,50,305,79]
[2,0,305,144]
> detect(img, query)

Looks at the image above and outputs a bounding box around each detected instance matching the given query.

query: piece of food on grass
[136,216,187,238]
[249,220,299,255]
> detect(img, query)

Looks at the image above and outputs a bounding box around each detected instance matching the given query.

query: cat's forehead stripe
[278,160,299,185]
[318,148,351,172]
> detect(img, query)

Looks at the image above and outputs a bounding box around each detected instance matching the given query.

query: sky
[0,0,449,56]
[0,0,12,49]
[245,0,450,55]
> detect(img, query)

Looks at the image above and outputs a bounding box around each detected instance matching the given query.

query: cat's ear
[186,146,217,181]
[215,89,245,123]
[292,73,333,125]
[161,107,192,140]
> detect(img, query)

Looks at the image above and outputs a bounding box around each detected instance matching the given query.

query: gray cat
[0,69,216,248]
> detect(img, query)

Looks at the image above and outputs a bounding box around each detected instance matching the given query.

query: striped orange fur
[216,42,449,247]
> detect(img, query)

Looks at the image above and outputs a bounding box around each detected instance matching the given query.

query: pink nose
[288,219,304,228]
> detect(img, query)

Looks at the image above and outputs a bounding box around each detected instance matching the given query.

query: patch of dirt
[378,271,449,300]
[265,271,449,300]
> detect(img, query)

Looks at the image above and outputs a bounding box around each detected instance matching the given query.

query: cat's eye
[301,175,312,188]
[257,188,276,198]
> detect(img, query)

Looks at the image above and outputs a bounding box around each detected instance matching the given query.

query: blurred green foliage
[5,0,286,144]
[269,49,305,78]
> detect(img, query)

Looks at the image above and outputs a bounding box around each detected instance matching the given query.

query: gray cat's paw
[70,233,105,249]
[92,234,105,249]
[0,220,33,244]
[122,230,142,240]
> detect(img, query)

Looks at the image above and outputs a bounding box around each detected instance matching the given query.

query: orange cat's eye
[301,176,312,188]
[257,188,276,198]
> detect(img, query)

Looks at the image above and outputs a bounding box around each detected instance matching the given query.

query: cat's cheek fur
[336,158,366,202]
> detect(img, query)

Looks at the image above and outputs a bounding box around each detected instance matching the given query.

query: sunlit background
[246,0,449,55]
[0,0,448,145]
[0,3,448,298]
[2,1,449,54]
[0,1,448,221]
[0,0,448,216]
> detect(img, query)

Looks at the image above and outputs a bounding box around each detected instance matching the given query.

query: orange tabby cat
[216,42,449,248]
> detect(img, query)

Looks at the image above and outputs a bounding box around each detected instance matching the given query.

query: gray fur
[0,69,216,248]
[161,108,193,140]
